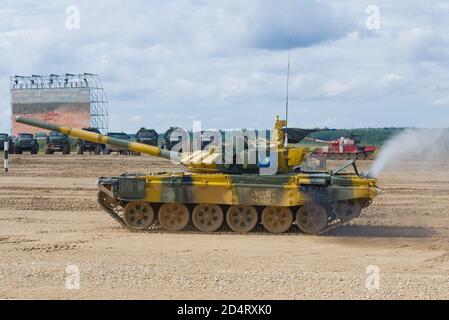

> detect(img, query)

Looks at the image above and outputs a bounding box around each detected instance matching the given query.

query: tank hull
[97,171,379,234]
[311,145,377,160]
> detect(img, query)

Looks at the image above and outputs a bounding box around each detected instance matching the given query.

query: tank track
[97,192,128,229]
[318,218,352,235]
[97,193,361,235]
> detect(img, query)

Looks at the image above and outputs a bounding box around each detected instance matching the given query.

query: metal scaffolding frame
[10,73,109,133]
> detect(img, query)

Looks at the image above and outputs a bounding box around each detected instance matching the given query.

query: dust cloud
[369,128,449,178]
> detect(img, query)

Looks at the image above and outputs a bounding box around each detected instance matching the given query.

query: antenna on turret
[284,36,292,147]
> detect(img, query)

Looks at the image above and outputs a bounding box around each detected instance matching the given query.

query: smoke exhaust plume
[368,128,449,178]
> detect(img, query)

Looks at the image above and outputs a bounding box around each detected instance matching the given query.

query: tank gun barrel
[15,117,173,160]
[304,137,333,145]
[17,115,309,174]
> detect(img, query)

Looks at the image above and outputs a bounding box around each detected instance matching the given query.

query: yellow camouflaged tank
[16,116,380,235]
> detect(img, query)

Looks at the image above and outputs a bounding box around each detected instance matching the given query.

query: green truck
[104,132,130,155]
[13,133,39,154]
[44,132,71,154]
[0,133,7,149]
[76,127,103,155]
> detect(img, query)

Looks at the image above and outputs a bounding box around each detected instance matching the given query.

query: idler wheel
[158,204,190,231]
[192,204,224,232]
[332,200,362,222]
[123,202,154,230]
[226,205,258,233]
[262,207,293,234]
[97,191,111,207]
[296,203,329,234]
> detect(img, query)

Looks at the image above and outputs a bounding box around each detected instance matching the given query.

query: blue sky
[1,0,449,133]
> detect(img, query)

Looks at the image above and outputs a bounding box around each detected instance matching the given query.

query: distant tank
[305,135,377,160]
[16,116,380,235]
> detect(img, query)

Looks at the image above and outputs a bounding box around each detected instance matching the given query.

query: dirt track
[1,154,449,299]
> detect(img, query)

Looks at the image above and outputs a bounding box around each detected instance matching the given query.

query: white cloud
[130,115,143,122]
[0,1,449,132]
[322,80,359,97]
[433,97,449,106]
[0,108,10,134]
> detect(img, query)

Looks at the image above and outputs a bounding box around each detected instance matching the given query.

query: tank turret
[16,116,308,174]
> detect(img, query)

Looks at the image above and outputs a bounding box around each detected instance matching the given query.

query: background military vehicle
[0,133,11,151]
[162,126,184,150]
[34,131,48,151]
[136,128,159,146]
[34,132,47,142]
[104,132,130,155]
[163,127,223,152]
[13,133,38,154]
[77,127,103,155]
[305,135,377,160]
[44,132,71,155]
[132,128,159,156]
[200,130,225,150]
[9,136,16,153]
[17,116,380,235]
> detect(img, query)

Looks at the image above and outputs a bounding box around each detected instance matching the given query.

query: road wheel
[94,145,101,155]
[356,152,366,160]
[332,199,362,222]
[123,202,154,230]
[261,207,293,234]
[77,145,83,155]
[192,204,223,232]
[296,203,328,234]
[158,204,190,231]
[226,205,258,233]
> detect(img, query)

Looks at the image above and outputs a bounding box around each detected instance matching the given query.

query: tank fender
[98,177,119,199]
[117,177,146,200]
[98,177,146,201]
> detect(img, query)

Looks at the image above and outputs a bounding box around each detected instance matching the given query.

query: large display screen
[11,87,91,136]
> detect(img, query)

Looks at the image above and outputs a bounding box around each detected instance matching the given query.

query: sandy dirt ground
[0,154,449,300]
